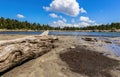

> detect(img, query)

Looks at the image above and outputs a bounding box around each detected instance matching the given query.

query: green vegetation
[81,23,120,31]
[0,17,120,31]
[0,17,53,30]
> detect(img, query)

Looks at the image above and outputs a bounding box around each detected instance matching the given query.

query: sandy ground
[0,34,120,77]
[0,34,29,40]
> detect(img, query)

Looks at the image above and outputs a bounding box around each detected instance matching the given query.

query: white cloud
[80,16,95,23]
[49,13,58,18]
[79,22,89,27]
[80,8,87,13]
[51,16,97,27]
[79,16,97,27]
[17,14,25,18]
[52,21,89,27]
[71,19,75,23]
[49,13,67,22]
[52,20,93,27]
[52,20,69,27]
[52,20,78,27]
[43,0,86,17]
[62,18,67,22]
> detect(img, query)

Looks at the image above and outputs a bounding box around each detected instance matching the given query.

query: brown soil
[60,46,119,77]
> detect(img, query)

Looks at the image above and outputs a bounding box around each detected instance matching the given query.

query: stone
[70,46,75,49]
[82,37,97,42]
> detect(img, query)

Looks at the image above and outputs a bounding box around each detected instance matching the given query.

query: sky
[0,0,120,27]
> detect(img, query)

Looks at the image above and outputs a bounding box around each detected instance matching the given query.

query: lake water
[0,31,120,37]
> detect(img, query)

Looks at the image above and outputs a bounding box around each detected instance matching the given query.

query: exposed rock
[82,37,97,42]
[70,46,75,49]
[104,40,112,44]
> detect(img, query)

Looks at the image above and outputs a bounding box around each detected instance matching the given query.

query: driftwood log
[0,31,58,73]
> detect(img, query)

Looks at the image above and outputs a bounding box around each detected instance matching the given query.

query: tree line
[0,17,54,30]
[81,23,120,30]
[0,17,120,30]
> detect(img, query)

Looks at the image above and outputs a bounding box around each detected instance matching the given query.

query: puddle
[96,37,120,56]
[103,40,120,57]
[78,37,120,57]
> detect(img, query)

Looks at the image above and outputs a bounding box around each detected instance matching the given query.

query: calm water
[0,31,120,37]
[103,41,120,56]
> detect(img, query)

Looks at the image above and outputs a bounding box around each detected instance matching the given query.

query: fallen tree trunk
[0,31,58,73]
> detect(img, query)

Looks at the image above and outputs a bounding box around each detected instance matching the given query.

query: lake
[0,31,120,37]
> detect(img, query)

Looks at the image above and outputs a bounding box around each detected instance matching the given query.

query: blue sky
[0,0,120,27]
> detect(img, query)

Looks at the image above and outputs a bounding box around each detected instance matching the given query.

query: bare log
[0,31,58,73]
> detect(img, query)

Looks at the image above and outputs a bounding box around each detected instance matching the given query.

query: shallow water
[0,31,120,37]
[103,40,120,56]
[79,37,120,57]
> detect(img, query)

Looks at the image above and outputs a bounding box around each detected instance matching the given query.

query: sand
[0,34,28,40]
[0,34,120,77]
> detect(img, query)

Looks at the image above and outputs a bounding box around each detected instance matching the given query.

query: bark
[0,31,58,73]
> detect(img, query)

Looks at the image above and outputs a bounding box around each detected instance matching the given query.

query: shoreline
[0,29,120,32]
[0,34,120,38]
[1,30,120,37]
[0,34,120,58]
[0,34,120,77]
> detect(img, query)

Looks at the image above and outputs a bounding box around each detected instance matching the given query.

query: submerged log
[0,31,58,73]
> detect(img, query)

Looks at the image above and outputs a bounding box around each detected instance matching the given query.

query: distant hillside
[0,17,120,31]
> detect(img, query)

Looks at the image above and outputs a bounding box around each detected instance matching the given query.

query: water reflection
[0,31,120,37]
[103,40,120,56]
